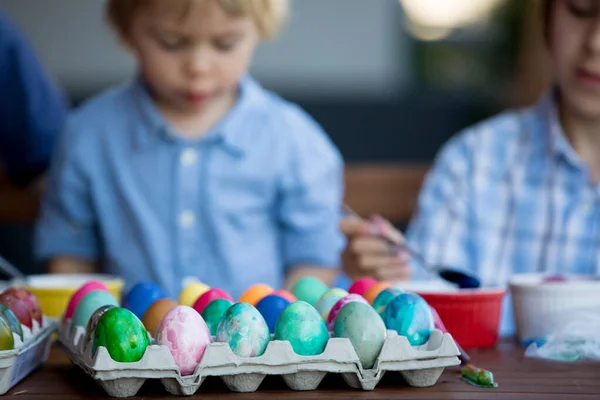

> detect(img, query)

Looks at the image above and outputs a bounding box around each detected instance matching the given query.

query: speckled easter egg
[274,301,329,356]
[382,293,434,346]
[255,294,290,333]
[315,288,348,321]
[64,281,109,320]
[326,294,369,331]
[142,298,178,337]
[201,299,233,336]
[72,291,120,328]
[372,288,403,315]
[157,306,211,375]
[0,304,23,341]
[122,281,167,319]
[0,316,14,350]
[238,284,273,306]
[216,303,270,357]
[83,305,117,355]
[193,288,234,314]
[0,292,32,329]
[178,282,210,307]
[93,307,150,362]
[291,277,329,307]
[2,288,43,326]
[348,277,377,296]
[363,282,392,304]
[333,301,386,369]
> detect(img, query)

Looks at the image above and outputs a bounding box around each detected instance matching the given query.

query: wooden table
[6,341,600,399]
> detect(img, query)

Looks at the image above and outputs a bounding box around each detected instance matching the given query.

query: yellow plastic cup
[18,274,124,319]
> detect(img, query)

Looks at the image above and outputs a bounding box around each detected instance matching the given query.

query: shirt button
[180,148,198,166]
[179,211,196,228]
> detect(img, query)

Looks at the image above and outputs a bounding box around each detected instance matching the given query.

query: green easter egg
[274,301,329,356]
[0,303,23,341]
[333,301,386,369]
[93,307,150,362]
[201,299,233,336]
[291,277,329,307]
[0,316,14,350]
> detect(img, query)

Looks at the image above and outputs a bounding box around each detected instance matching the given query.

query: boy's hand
[340,215,412,282]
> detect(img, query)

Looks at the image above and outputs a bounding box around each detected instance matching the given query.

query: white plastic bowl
[509,273,600,344]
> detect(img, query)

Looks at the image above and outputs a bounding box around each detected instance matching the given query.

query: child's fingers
[349,236,390,254]
[358,254,402,271]
[340,216,373,236]
[370,215,404,244]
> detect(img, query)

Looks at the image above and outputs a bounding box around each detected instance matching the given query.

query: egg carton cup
[0,317,58,395]
[59,320,460,398]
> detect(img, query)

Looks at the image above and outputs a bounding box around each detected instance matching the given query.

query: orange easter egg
[141,298,178,337]
[238,284,274,306]
[364,281,392,304]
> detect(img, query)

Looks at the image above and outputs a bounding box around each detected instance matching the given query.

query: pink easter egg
[326,294,369,331]
[156,306,211,376]
[64,281,109,320]
[192,288,233,314]
[348,277,378,297]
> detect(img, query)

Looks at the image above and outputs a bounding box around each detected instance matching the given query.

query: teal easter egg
[93,307,150,362]
[315,288,348,321]
[0,303,23,341]
[72,290,120,328]
[372,288,403,315]
[382,293,433,346]
[201,299,233,336]
[291,277,329,307]
[215,303,270,357]
[274,301,329,356]
[333,301,386,369]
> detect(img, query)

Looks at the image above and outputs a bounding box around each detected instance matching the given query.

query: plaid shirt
[405,91,600,336]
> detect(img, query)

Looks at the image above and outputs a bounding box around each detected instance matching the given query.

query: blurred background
[0,0,550,275]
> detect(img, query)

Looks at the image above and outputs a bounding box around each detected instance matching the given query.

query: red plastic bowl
[417,288,506,350]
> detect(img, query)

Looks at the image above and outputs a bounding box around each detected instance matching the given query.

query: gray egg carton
[58,320,460,398]
[0,317,58,395]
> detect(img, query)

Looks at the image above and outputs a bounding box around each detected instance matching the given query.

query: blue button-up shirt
[35,76,345,299]
[405,91,600,338]
[0,12,67,185]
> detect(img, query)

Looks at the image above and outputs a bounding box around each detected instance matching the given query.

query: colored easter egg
[83,305,117,355]
[0,292,32,329]
[0,304,23,341]
[1,288,43,326]
[333,301,386,369]
[72,291,120,328]
[348,277,378,296]
[94,307,150,362]
[315,288,348,321]
[0,316,14,350]
[64,281,109,320]
[363,281,392,304]
[255,294,291,333]
[201,299,233,336]
[193,288,234,314]
[291,277,329,307]
[157,306,211,375]
[142,298,178,337]
[272,290,296,302]
[382,293,434,346]
[274,301,329,356]
[216,303,270,357]
[178,282,210,307]
[372,288,403,315]
[238,284,273,306]
[122,281,167,319]
[326,294,369,331]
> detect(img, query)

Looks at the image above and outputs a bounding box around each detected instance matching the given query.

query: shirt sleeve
[0,13,68,186]
[276,106,346,270]
[404,130,477,281]
[34,116,99,262]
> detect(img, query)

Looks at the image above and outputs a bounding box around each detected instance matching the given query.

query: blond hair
[106,0,289,39]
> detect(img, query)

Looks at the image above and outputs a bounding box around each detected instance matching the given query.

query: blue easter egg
[382,293,434,346]
[122,281,167,319]
[255,294,291,333]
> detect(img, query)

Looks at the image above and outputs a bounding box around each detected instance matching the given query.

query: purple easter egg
[326,294,369,331]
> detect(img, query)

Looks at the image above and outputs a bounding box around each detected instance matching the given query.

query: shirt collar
[129,74,267,156]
